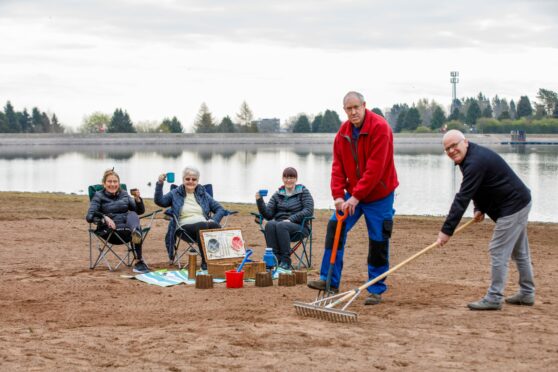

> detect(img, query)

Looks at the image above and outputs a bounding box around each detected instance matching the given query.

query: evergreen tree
[311,113,323,133]
[321,110,341,132]
[395,109,407,133]
[107,108,135,133]
[31,107,43,132]
[4,101,20,133]
[466,101,481,125]
[217,116,236,133]
[386,103,408,129]
[481,103,493,118]
[371,107,384,117]
[430,106,446,130]
[292,114,311,133]
[509,100,517,120]
[41,112,52,133]
[194,103,217,133]
[159,116,183,133]
[448,107,461,122]
[21,109,32,132]
[403,107,421,131]
[516,96,533,118]
[51,114,64,133]
[0,111,7,132]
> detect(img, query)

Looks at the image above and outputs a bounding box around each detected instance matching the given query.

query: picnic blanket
[133,268,291,287]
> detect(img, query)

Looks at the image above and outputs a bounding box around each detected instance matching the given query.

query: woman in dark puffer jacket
[86,169,149,274]
[256,167,314,269]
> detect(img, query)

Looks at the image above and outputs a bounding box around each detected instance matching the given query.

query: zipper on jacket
[343,134,361,179]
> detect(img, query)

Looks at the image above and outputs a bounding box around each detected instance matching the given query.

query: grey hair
[343,91,365,106]
[182,165,200,179]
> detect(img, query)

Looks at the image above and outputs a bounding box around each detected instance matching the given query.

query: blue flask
[262,248,278,274]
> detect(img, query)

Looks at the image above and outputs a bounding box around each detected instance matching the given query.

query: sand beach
[0,192,556,370]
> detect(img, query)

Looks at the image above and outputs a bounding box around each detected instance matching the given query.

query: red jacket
[331,110,399,203]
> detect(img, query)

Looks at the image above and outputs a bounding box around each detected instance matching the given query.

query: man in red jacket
[308,91,399,305]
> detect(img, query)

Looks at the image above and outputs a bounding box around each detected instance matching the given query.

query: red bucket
[225,270,244,288]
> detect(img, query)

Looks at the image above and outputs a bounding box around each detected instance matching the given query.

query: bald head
[443,129,465,144]
[443,130,468,164]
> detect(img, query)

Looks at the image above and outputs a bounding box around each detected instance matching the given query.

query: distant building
[255,118,280,133]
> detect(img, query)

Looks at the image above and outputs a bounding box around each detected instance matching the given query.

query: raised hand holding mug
[166,172,175,183]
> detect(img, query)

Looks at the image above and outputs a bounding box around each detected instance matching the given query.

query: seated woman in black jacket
[255,167,314,270]
[86,169,149,274]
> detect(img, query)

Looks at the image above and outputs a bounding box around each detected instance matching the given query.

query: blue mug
[166,172,175,183]
[258,189,268,197]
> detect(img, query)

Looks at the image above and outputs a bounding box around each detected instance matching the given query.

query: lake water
[0,143,556,222]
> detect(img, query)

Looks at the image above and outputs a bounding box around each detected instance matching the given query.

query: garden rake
[294,219,476,323]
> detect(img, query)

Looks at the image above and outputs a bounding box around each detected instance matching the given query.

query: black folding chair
[87,184,160,271]
[251,212,314,270]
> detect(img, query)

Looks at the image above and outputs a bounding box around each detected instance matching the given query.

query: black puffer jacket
[86,189,145,226]
[257,184,314,225]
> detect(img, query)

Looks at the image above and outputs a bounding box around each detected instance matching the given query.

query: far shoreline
[4,132,557,146]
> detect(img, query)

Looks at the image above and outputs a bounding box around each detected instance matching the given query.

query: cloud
[1,0,557,50]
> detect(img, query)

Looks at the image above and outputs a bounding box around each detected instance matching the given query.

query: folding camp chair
[88,184,161,271]
[251,212,314,270]
[164,184,238,269]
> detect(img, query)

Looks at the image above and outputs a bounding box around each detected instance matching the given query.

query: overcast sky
[1,0,557,131]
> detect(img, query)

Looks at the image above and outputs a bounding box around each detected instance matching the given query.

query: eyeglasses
[184,177,198,182]
[444,139,464,153]
[283,176,297,180]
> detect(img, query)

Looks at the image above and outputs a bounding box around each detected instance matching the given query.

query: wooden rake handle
[329,219,476,307]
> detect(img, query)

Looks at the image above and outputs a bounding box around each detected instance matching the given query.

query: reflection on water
[0,143,556,222]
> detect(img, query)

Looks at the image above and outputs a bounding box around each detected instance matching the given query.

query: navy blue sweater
[442,142,531,235]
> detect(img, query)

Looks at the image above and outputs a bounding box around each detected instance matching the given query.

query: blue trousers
[319,192,395,294]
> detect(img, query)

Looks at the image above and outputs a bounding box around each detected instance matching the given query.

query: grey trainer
[467,298,502,311]
[505,292,535,306]
[364,293,382,305]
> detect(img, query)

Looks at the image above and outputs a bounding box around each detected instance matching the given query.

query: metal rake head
[293,301,358,323]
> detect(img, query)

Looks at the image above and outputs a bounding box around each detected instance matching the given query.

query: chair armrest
[140,209,163,220]
[224,210,239,216]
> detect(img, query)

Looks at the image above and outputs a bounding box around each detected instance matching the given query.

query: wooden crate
[207,262,237,279]
[243,261,266,280]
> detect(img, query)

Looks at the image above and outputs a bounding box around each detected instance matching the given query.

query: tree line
[3,87,557,134]
[384,88,558,133]
[0,101,64,133]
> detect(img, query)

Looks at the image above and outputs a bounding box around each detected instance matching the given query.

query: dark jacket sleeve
[288,188,314,224]
[154,181,173,208]
[442,162,485,235]
[86,192,104,223]
[257,193,278,221]
[132,197,146,215]
[330,134,348,200]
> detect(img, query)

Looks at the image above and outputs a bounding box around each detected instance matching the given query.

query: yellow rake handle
[327,219,477,308]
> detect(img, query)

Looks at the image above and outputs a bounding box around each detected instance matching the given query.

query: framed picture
[199,228,246,262]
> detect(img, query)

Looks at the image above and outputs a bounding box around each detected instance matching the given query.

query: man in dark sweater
[437,130,535,310]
